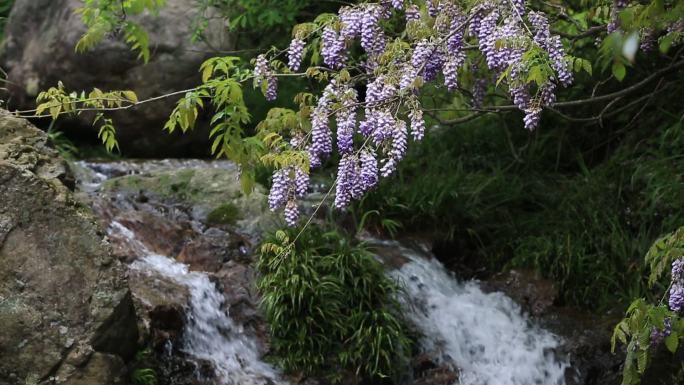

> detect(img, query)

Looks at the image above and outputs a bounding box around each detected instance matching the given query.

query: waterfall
[107,220,285,385]
[386,240,569,385]
[131,253,285,385]
[77,161,571,385]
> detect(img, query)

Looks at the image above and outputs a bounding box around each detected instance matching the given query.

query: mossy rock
[101,166,276,235]
[206,203,241,225]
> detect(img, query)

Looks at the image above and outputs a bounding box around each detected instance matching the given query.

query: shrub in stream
[257,225,410,383]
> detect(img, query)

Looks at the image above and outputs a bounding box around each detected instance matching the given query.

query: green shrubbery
[257,226,410,383]
[611,227,684,385]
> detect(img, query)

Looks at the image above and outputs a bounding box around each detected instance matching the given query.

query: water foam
[390,242,569,385]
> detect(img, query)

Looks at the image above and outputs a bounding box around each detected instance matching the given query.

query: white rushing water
[387,241,569,385]
[131,254,285,385]
[112,221,285,385]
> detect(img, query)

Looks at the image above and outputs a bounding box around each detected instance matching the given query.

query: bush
[257,226,410,383]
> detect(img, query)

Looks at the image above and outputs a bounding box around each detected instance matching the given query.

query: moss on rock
[206,203,241,225]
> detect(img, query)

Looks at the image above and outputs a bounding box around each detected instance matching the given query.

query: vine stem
[8,69,330,118]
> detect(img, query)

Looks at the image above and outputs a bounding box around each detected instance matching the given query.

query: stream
[74,160,571,385]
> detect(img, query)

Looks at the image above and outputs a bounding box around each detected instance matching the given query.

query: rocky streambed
[1,112,624,385]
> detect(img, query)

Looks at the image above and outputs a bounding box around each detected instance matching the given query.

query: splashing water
[118,227,285,385]
[131,254,285,385]
[388,241,569,385]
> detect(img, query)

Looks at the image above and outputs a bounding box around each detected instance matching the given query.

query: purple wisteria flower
[361,4,386,57]
[427,0,440,18]
[409,109,425,141]
[268,169,289,210]
[322,26,347,69]
[336,86,358,154]
[670,258,684,313]
[405,4,420,22]
[334,154,357,209]
[284,200,299,226]
[669,284,684,313]
[265,76,278,101]
[650,317,672,348]
[287,38,306,71]
[340,6,362,39]
[254,54,268,79]
[268,166,310,226]
[380,119,407,177]
[360,150,378,190]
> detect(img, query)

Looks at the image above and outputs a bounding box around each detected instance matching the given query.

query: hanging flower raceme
[287,37,306,71]
[359,150,378,191]
[334,154,358,209]
[336,86,358,154]
[361,4,387,58]
[405,4,420,22]
[380,119,407,177]
[528,11,573,87]
[268,165,310,226]
[340,6,362,39]
[409,108,425,141]
[308,81,337,168]
[669,258,684,313]
[322,26,348,69]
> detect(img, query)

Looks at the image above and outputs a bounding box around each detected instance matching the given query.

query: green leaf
[664,332,679,353]
[122,90,138,103]
[574,58,582,73]
[240,171,256,194]
[202,62,214,83]
[582,59,593,76]
[636,349,648,374]
[527,66,545,86]
[659,33,676,54]
[496,66,511,87]
[612,61,626,81]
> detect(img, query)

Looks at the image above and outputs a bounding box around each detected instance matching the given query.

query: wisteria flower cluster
[257,0,578,225]
[650,317,672,348]
[253,54,277,101]
[669,258,684,313]
[267,166,309,226]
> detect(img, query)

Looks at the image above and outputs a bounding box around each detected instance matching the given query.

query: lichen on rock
[0,110,138,385]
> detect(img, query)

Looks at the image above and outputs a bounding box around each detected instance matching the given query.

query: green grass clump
[257,226,411,383]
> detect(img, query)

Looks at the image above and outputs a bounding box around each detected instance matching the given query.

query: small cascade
[385,241,569,385]
[131,254,285,385]
[110,221,285,385]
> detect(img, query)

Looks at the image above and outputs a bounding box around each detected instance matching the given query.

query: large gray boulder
[0,110,138,384]
[0,0,231,156]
